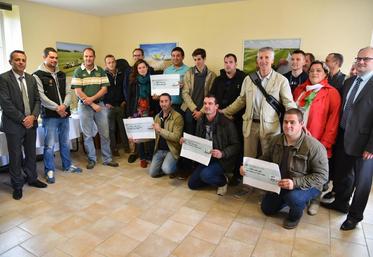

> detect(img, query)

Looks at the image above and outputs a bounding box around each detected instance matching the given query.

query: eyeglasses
[355,57,373,62]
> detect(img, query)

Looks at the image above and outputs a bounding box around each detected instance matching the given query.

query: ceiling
[28,0,243,16]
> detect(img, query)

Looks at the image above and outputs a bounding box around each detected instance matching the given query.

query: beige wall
[3,0,101,72]
[3,0,373,74]
[101,0,373,73]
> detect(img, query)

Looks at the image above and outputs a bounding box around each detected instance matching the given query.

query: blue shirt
[164,64,190,105]
[345,71,373,109]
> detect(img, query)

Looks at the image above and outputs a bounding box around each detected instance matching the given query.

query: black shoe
[12,189,22,200]
[283,217,300,229]
[86,160,96,169]
[28,179,48,188]
[128,154,138,163]
[104,161,119,167]
[320,191,335,204]
[341,219,358,231]
[321,201,349,214]
[228,175,242,186]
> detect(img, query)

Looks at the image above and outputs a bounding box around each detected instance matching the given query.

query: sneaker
[320,191,335,204]
[86,160,96,169]
[64,165,82,173]
[307,199,320,216]
[217,175,228,196]
[283,217,300,229]
[140,160,148,168]
[104,161,119,167]
[45,170,55,184]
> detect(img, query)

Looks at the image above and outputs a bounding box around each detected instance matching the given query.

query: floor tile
[95,233,140,257]
[132,234,178,257]
[172,236,216,257]
[120,218,159,241]
[0,227,32,254]
[211,237,254,257]
[190,221,226,244]
[155,220,194,243]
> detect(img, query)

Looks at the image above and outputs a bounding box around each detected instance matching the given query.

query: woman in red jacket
[293,61,341,215]
[294,61,341,158]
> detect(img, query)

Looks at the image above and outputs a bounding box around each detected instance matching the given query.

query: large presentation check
[180,133,212,166]
[123,117,155,140]
[242,157,281,194]
[150,74,180,96]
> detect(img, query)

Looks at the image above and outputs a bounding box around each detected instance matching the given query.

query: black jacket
[103,69,125,106]
[196,112,240,172]
[209,69,246,127]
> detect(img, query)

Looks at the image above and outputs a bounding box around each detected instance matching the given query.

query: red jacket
[293,78,341,158]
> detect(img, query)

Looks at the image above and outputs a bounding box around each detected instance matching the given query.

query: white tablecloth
[0,113,81,160]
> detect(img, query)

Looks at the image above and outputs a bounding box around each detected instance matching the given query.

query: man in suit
[0,50,47,200]
[322,47,373,230]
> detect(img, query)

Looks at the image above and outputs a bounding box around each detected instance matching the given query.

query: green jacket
[261,131,329,191]
[154,109,184,159]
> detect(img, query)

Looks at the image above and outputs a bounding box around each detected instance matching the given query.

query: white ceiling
[28,0,243,16]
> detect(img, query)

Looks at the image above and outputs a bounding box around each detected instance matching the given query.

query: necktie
[340,77,363,129]
[19,76,31,115]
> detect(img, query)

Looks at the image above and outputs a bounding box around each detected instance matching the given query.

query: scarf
[137,74,150,99]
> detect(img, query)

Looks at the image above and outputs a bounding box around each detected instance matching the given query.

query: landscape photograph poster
[56,42,91,76]
[140,42,177,71]
[243,39,301,74]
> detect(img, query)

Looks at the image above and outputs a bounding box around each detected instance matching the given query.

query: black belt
[253,119,260,123]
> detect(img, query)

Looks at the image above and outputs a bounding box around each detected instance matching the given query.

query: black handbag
[248,72,285,127]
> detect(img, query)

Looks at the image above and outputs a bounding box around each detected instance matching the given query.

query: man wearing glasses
[322,47,373,230]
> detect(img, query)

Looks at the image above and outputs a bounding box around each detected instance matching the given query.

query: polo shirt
[164,64,190,105]
[71,64,110,98]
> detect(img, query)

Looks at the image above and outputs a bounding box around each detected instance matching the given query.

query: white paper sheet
[242,157,281,194]
[123,117,155,140]
[150,74,180,96]
[180,132,212,166]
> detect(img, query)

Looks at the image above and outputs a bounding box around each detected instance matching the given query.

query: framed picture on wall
[140,42,177,71]
[243,39,301,74]
[56,42,91,76]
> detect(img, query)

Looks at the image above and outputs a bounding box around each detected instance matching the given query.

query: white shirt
[253,69,273,119]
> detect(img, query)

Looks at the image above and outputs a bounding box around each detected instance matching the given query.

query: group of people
[0,45,372,232]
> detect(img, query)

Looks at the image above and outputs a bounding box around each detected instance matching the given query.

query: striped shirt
[71,64,109,97]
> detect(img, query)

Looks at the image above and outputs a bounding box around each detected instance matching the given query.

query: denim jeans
[188,161,226,189]
[43,117,71,173]
[107,106,129,150]
[78,101,112,163]
[261,188,321,221]
[148,150,177,177]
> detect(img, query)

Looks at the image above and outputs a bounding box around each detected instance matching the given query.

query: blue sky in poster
[140,43,176,60]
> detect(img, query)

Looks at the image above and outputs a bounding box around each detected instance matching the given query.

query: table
[0,113,81,166]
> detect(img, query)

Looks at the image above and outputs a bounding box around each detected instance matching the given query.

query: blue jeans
[188,161,226,189]
[43,117,71,173]
[78,102,112,163]
[149,150,177,177]
[261,188,321,221]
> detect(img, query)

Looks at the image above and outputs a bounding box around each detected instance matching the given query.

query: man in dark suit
[0,50,47,200]
[322,47,373,230]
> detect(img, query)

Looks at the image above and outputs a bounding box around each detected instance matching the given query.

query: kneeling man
[186,94,240,195]
[244,108,328,229]
[149,93,184,177]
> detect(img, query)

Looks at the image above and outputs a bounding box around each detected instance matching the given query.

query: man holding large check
[181,94,240,196]
[241,108,328,229]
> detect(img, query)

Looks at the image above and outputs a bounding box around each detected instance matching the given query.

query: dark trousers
[183,109,197,135]
[108,106,129,150]
[188,161,226,189]
[5,127,38,190]
[261,188,320,221]
[332,129,373,222]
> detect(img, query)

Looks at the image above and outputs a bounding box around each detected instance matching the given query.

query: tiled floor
[1,150,373,257]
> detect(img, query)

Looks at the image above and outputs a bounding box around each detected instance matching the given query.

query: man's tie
[19,76,31,115]
[340,77,363,129]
